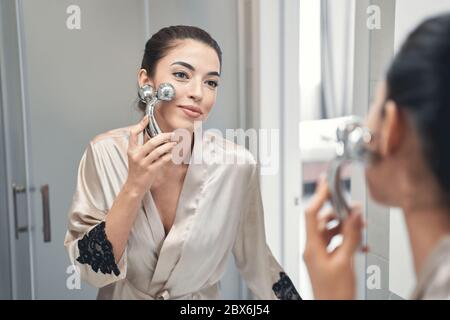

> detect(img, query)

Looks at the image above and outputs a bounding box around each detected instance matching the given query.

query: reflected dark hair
[386,13,450,197]
[137,25,222,113]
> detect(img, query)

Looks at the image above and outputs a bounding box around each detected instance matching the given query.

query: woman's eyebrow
[171,61,220,77]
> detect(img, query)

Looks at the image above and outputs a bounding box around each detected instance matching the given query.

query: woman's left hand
[303,178,366,300]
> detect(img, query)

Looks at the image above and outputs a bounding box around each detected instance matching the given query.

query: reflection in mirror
[298,0,359,299]
[300,0,450,301]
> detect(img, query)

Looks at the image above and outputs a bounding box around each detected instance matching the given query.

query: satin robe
[64,126,291,300]
[411,236,450,300]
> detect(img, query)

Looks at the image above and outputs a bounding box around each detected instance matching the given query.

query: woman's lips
[178,105,203,119]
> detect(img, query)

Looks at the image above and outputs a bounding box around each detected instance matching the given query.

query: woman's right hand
[303,178,366,300]
[124,116,177,196]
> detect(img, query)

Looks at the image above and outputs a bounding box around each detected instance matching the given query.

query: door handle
[41,184,51,242]
[12,184,27,239]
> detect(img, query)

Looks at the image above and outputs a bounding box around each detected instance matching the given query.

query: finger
[324,224,342,245]
[152,152,173,169]
[317,208,338,232]
[138,132,175,157]
[129,116,149,149]
[339,208,365,257]
[317,208,342,245]
[305,179,331,245]
[144,141,177,166]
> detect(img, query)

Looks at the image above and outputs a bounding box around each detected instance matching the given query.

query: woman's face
[138,39,221,133]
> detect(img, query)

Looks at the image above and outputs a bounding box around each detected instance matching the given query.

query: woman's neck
[403,205,450,277]
[397,148,450,277]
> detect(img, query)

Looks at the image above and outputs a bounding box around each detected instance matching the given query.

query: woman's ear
[380,100,405,157]
[138,69,154,88]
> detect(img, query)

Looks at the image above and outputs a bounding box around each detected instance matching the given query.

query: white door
[0,0,33,299]
[18,0,148,299]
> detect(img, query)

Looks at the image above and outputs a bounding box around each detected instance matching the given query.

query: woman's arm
[105,115,177,263]
[104,182,145,263]
[64,116,177,287]
[232,163,301,300]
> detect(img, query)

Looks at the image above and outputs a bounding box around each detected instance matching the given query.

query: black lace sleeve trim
[272,272,302,300]
[76,221,121,276]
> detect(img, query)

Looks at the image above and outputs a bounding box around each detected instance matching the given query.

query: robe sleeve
[64,141,127,288]
[232,164,301,300]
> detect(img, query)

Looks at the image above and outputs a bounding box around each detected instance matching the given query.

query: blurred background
[1,0,449,299]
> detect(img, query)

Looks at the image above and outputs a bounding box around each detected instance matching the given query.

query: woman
[304,14,450,300]
[64,25,300,300]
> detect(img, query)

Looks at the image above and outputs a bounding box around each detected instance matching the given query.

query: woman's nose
[188,79,203,102]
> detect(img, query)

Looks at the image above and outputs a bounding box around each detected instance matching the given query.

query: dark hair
[138,25,222,113]
[386,13,450,197]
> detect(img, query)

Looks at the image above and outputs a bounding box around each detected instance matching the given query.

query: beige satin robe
[64,126,287,300]
[411,236,450,300]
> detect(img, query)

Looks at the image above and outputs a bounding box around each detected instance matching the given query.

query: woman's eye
[206,80,218,88]
[173,71,188,79]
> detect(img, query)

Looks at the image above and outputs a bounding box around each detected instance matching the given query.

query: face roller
[327,116,376,220]
[138,83,176,138]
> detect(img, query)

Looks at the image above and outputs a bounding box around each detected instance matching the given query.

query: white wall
[394,0,450,52]
[257,0,282,265]
[299,0,321,122]
[257,1,301,291]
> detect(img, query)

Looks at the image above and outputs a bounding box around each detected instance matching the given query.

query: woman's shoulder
[82,126,134,161]
[90,126,134,146]
[204,131,258,167]
[414,236,450,300]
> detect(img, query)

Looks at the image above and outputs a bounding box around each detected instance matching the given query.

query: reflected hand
[303,178,366,300]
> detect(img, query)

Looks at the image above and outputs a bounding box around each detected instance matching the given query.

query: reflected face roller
[138,83,176,138]
[327,116,375,220]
